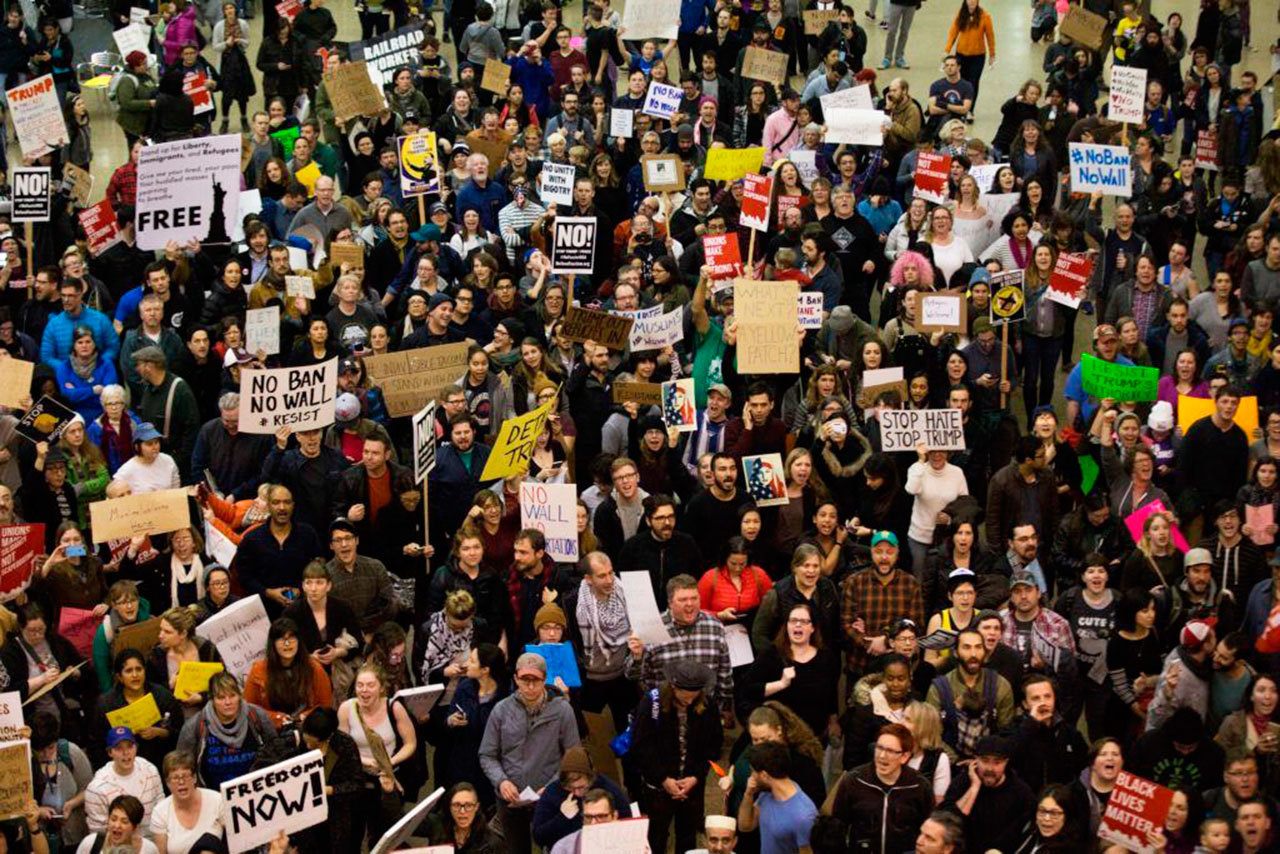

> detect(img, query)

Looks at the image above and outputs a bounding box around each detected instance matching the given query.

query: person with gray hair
[119,293,184,403]
[190,391,275,499]
[915,810,964,854]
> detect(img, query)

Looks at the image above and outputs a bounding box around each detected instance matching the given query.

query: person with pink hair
[883,250,936,323]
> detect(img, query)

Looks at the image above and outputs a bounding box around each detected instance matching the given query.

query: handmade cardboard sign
[364,343,469,417]
[480,58,511,94]
[613,382,663,406]
[1059,4,1108,49]
[325,60,386,123]
[640,155,685,192]
[803,9,838,34]
[0,741,31,820]
[560,306,633,349]
[91,489,190,544]
[742,46,787,85]
[0,358,32,409]
[735,279,800,374]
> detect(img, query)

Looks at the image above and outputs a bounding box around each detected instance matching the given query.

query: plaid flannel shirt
[625,611,734,713]
[841,567,924,672]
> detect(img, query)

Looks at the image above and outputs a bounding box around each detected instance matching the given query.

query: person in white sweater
[112,423,181,495]
[904,445,969,577]
[84,727,164,840]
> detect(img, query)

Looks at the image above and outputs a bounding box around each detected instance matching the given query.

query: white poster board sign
[620,0,679,39]
[5,75,68,159]
[879,408,966,452]
[629,307,684,350]
[823,108,885,146]
[797,292,825,329]
[642,81,683,120]
[540,162,576,207]
[519,482,578,563]
[244,306,280,356]
[619,572,672,646]
[221,751,327,854]
[195,594,270,681]
[1109,65,1147,124]
[1069,143,1132,196]
[136,134,243,250]
[237,358,337,434]
[820,84,873,112]
[610,108,634,139]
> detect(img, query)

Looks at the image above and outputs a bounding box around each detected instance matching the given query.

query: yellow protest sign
[479,398,555,481]
[704,147,765,182]
[295,161,322,196]
[105,693,162,731]
[173,661,224,700]
[1176,394,1259,437]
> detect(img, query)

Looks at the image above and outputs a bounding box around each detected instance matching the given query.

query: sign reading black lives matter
[350,22,425,88]
[237,358,337,435]
[221,750,328,853]
[879,409,966,452]
[136,134,242,251]
[551,216,598,275]
[11,167,50,222]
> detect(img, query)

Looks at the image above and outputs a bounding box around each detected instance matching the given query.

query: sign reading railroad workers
[222,750,328,854]
[551,216,597,275]
[238,358,337,434]
[350,23,425,88]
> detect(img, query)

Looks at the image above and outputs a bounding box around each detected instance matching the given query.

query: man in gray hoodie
[1145,618,1217,732]
[479,651,581,854]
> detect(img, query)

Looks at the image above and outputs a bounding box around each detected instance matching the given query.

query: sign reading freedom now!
[1081,354,1159,402]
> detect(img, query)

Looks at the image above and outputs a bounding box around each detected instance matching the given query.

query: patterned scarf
[575,578,629,664]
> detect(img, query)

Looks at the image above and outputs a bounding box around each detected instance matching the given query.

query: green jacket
[92,598,154,692]
[137,372,201,480]
[115,72,157,137]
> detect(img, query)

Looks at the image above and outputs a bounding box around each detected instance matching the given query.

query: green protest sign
[1080,354,1159,402]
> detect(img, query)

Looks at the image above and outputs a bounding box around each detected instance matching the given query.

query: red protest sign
[913,151,952,204]
[0,524,44,602]
[275,0,301,19]
[183,71,213,115]
[739,173,772,232]
[1195,130,1219,172]
[1098,770,1174,854]
[78,200,121,257]
[1046,252,1094,309]
[703,233,743,280]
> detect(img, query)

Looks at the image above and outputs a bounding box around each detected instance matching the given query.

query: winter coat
[54,357,119,423]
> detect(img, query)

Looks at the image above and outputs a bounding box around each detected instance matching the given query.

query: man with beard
[1001,571,1077,684]
[764,206,806,271]
[842,532,924,675]
[940,734,1033,854]
[927,628,1015,758]
[680,452,752,549]
[1146,618,1217,731]
[428,415,494,551]
[1170,548,1225,643]
[506,529,559,648]
[680,382,731,476]
[366,210,412,287]
[961,316,1016,417]
[704,815,738,853]
[1009,674,1088,790]
[1199,501,1266,628]
[824,723,933,854]
[882,78,922,174]
[617,495,703,602]
[233,485,322,617]
[986,452,1058,577]
[819,190,878,322]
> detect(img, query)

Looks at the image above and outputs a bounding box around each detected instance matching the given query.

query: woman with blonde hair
[338,662,418,848]
[902,700,952,803]
[950,174,992,257]
[418,590,486,685]
[926,206,975,286]
[938,118,968,158]
[148,606,222,714]
[1120,510,1182,592]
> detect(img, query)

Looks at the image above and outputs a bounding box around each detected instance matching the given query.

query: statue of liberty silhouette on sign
[204,177,230,245]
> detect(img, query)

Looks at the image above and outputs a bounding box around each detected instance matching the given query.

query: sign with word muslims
[913,152,951,204]
[137,134,242,250]
[735,279,800,374]
[196,595,270,681]
[237,358,337,434]
[550,216,598,275]
[1047,252,1093,309]
[90,489,190,542]
[398,132,439,196]
[480,398,556,481]
[739,173,772,232]
[520,482,578,562]
[1069,143,1132,196]
[0,525,42,602]
[1108,65,1147,124]
[917,292,966,333]
[350,23,425,87]
[11,167,51,223]
[879,409,966,452]
[364,342,470,417]
[1081,353,1159,402]
[629,307,684,350]
[5,75,67,159]
[1098,771,1173,854]
[222,751,328,853]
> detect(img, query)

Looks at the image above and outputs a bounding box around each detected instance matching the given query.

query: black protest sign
[11,167,50,223]
[16,395,76,444]
[411,401,437,484]
[550,216,597,275]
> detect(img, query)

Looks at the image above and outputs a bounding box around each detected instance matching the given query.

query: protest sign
[412,402,437,485]
[969,163,1001,193]
[364,343,469,417]
[0,741,30,820]
[913,152,951,204]
[520,482,578,562]
[1124,500,1190,553]
[349,23,425,88]
[397,132,439,197]
[703,147,766,182]
[0,693,21,742]
[11,167,51,222]
[1081,353,1159,402]
[1047,252,1093,309]
[0,358,32,409]
[824,108,886,146]
[284,275,315,299]
[324,61,386,123]
[619,0,678,39]
[610,108,634,139]
[642,81,682,120]
[231,189,263,242]
[918,292,967,333]
[0,524,43,602]
[112,23,150,61]
[1109,65,1147,124]
[990,270,1026,326]
[183,71,213,114]
[5,75,67,159]
[550,216,598,275]
[661,378,696,432]
[62,163,94,207]
[370,788,445,854]
[130,6,149,23]
[820,84,874,113]
[640,154,685,192]
[742,46,787,85]
[613,382,663,406]
[106,693,163,731]
[1247,504,1275,546]
[392,685,445,721]
[329,242,365,270]
[798,292,825,329]
[1195,130,1219,171]
[174,662,224,699]
[580,817,651,852]
[743,453,788,507]
[91,488,190,543]
[205,520,237,567]
[1177,393,1259,436]
[525,643,581,688]
[561,306,633,349]
[137,134,242,250]
[704,233,743,280]
[79,200,122,256]
[275,0,301,18]
[629,307,684,351]
[1059,3,1107,49]
[58,607,101,659]
[112,618,162,658]
[237,358,336,434]
[735,279,800,374]
[789,150,819,185]
[1069,143,1132,196]
[222,751,327,853]
[480,399,555,481]
[879,409,966,452]
[803,9,839,34]
[16,395,76,444]
[619,572,673,645]
[480,58,511,95]
[196,595,270,681]
[244,307,280,356]
[540,162,577,207]
[466,135,509,174]
[739,173,772,232]
[1098,770,1174,854]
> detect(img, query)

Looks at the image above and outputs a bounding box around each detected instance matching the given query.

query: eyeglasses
[787,618,812,626]
[582,812,614,824]
[1036,807,1065,818]
[614,471,639,481]
[873,744,905,756]
[451,801,479,812]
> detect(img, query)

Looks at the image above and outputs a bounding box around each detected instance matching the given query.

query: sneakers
[880,57,891,69]
[1081,299,1094,316]
[878,18,888,29]
[895,58,910,68]
[864,10,875,20]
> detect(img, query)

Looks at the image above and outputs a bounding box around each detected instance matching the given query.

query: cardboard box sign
[1059,4,1108,50]
[560,306,633,350]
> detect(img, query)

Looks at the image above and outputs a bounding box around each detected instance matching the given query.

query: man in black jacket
[260,424,349,535]
[331,434,411,566]
[617,495,704,601]
[1009,674,1088,791]
[940,735,1035,854]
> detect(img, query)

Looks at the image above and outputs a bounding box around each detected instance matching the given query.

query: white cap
[705,816,737,832]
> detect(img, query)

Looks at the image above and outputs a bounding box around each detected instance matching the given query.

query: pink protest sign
[1124,500,1189,553]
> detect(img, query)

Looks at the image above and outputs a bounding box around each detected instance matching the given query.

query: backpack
[107,72,126,104]
[931,671,999,750]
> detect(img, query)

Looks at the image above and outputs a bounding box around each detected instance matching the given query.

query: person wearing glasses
[424,783,503,853]
[1013,784,1086,853]
[148,752,225,854]
[824,723,935,854]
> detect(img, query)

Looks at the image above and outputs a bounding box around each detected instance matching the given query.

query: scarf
[70,351,97,381]
[575,578,629,661]
[1010,238,1031,269]
[420,611,473,682]
[98,415,132,465]
[171,553,205,608]
[203,697,250,749]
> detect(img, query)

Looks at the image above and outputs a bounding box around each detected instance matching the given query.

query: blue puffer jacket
[54,357,119,422]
